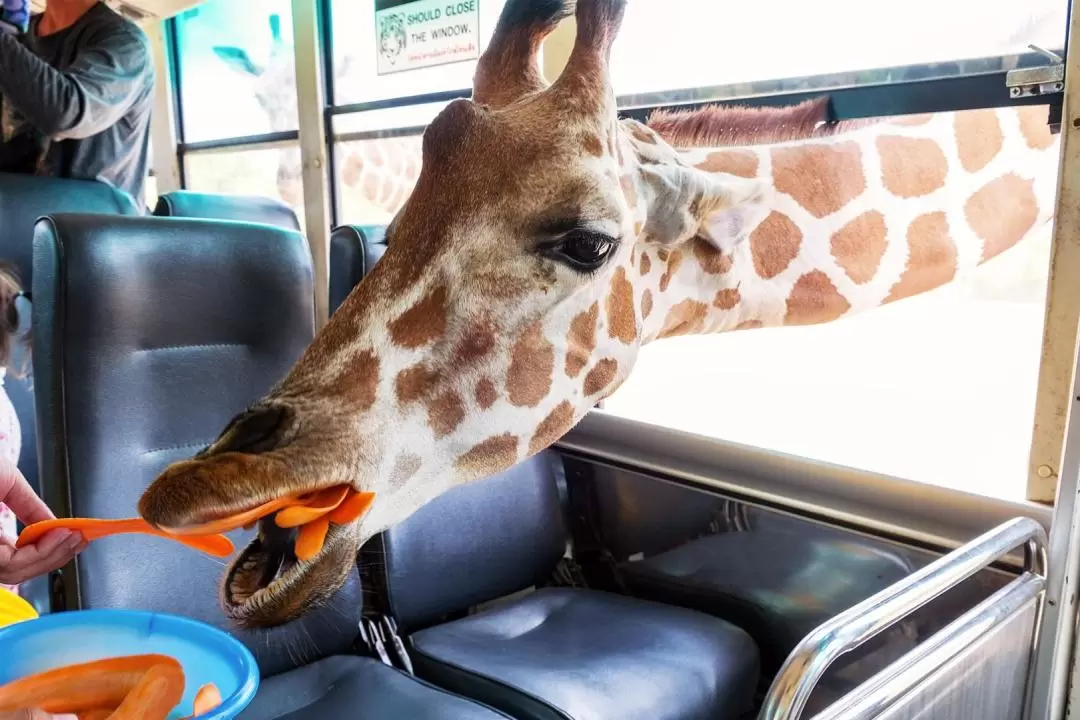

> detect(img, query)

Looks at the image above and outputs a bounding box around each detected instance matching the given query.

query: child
[0,262,84,595]
[0,262,26,593]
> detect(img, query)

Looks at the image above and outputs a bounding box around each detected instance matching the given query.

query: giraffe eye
[547,231,618,273]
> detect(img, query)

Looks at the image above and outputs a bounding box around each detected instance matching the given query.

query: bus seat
[0,172,140,501]
[373,453,761,720]
[616,529,914,674]
[29,212,514,720]
[581,469,916,675]
[329,224,387,314]
[152,190,301,233]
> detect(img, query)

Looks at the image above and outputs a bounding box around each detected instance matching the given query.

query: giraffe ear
[213,46,265,77]
[639,164,769,255]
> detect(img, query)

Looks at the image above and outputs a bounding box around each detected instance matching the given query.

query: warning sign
[375,0,481,75]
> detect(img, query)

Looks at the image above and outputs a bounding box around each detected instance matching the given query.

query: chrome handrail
[810,572,1045,720]
[758,516,1048,720]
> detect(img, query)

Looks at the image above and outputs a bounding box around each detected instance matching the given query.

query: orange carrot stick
[294,517,331,562]
[16,519,234,558]
[0,654,182,714]
[192,683,222,715]
[162,495,301,536]
[108,662,185,720]
[273,486,349,528]
[326,491,376,525]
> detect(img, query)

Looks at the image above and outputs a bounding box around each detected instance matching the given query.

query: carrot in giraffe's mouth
[17,487,375,571]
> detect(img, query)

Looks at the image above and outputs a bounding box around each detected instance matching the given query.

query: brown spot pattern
[784,271,851,325]
[621,175,638,208]
[659,250,684,291]
[696,150,759,178]
[954,109,1003,173]
[475,378,498,409]
[772,142,865,218]
[965,174,1039,262]
[641,289,653,319]
[713,288,741,310]
[885,212,956,302]
[606,267,637,344]
[657,249,670,262]
[389,285,448,349]
[529,401,576,456]
[692,237,733,275]
[583,134,604,156]
[1018,106,1054,150]
[750,211,803,279]
[455,317,496,366]
[427,390,465,439]
[830,211,887,284]
[658,300,710,338]
[334,349,379,410]
[565,303,599,378]
[737,320,764,330]
[506,322,555,407]
[584,359,619,396]
[456,433,519,477]
[396,363,439,405]
[877,136,948,198]
[388,453,422,490]
[892,113,933,127]
[639,252,652,275]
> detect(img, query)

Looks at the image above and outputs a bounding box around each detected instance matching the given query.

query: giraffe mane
[645,97,879,148]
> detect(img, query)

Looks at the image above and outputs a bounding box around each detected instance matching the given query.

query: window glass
[331,104,441,224]
[184,144,305,233]
[330,0,508,107]
[603,107,1058,503]
[609,0,1065,100]
[174,0,297,143]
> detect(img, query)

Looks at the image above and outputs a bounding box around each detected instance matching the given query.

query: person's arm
[0,22,151,140]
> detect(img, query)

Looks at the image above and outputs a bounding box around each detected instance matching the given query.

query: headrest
[153,190,301,233]
[329,224,387,314]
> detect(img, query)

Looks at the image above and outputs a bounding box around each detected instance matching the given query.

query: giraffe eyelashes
[539,230,619,274]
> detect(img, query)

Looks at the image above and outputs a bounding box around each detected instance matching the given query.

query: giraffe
[139,0,1060,629]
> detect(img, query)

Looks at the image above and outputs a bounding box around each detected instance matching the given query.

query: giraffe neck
[636,105,1059,342]
[340,136,423,218]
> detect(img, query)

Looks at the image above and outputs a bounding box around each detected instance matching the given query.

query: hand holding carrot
[0,459,86,586]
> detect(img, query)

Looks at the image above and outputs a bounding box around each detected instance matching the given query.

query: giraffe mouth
[219,514,358,628]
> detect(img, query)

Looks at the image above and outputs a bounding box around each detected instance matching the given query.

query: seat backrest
[0,172,141,494]
[153,190,301,233]
[379,452,568,631]
[31,213,361,676]
[329,225,387,314]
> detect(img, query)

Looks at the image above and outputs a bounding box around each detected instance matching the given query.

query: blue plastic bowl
[0,609,259,719]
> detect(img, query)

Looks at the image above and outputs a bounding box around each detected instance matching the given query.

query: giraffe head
[139,0,773,628]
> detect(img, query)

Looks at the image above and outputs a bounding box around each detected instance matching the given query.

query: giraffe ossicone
[141,0,1059,629]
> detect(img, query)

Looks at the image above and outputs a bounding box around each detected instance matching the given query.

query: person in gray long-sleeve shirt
[0,0,154,204]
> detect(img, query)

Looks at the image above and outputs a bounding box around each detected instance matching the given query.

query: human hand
[0,711,78,720]
[0,460,86,586]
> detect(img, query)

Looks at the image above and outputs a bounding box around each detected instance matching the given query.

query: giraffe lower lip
[224,518,301,604]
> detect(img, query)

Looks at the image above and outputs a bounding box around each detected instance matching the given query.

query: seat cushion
[410,587,759,720]
[618,530,913,671]
[239,655,513,720]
